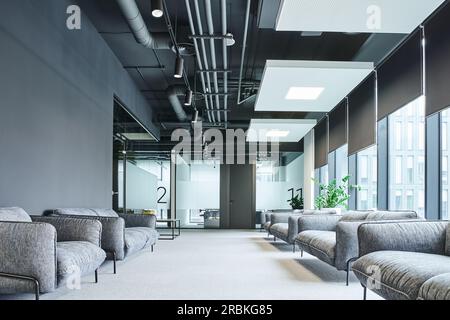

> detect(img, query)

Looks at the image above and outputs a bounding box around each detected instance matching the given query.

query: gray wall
[0,0,159,214]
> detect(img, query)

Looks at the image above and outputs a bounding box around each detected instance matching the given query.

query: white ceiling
[276,0,445,34]
[254,60,374,113]
[247,119,317,142]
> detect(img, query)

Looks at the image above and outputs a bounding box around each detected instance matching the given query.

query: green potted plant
[313,175,359,214]
[288,193,304,211]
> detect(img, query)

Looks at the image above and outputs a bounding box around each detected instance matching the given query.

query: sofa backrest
[365,210,418,221]
[91,208,119,218]
[0,207,32,222]
[54,208,119,218]
[340,211,373,221]
[302,209,338,215]
[446,223,450,256]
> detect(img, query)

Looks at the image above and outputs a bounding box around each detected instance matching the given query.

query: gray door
[220,164,255,229]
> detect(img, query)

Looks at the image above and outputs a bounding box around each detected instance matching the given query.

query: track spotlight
[184,90,193,106]
[192,109,199,123]
[174,55,184,79]
[151,0,164,18]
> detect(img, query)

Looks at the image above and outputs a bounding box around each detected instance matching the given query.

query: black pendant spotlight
[174,55,184,79]
[151,0,164,18]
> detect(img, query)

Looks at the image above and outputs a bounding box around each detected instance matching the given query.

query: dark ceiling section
[77,0,370,131]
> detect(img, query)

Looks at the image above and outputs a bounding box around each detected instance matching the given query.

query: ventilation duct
[116,0,171,49]
[167,86,189,122]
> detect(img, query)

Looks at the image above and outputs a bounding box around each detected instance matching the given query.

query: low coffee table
[156,219,181,240]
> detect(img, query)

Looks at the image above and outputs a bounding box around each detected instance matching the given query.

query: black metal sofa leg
[95,269,98,283]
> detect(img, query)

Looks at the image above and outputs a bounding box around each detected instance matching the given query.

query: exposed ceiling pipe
[237,0,252,105]
[167,85,189,122]
[205,0,221,123]
[116,0,171,49]
[185,0,212,123]
[194,0,216,123]
[221,0,228,128]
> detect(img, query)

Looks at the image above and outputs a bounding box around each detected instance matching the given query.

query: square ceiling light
[255,60,374,112]
[247,119,317,143]
[276,0,445,34]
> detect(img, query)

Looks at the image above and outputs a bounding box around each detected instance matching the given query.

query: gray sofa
[269,210,336,252]
[262,210,293,235]
[48,208,159,274]
[294,210,419,285]
[353,221,450,300]
[0,207,106,300]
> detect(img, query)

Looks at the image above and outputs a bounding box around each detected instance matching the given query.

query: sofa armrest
[31,216,102,246]
[270,212,294,225]
[0,222,57,293]
[297,214,341,232]
[118,213,156,229]
[335,221,366,270]
[358,221,448,257]
[287,215,302,243]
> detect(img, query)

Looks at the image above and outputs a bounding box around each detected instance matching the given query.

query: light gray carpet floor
[0,229,381,300]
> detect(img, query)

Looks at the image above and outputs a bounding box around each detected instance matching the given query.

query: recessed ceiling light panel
[285,87,324,100]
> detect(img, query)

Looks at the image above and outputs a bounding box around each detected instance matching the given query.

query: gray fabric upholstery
[270,223,289,242]
[263,221,271,232]
[297,214,342,233]
[339,211,373,221]
[31,216,102,246]
[365,210,418,221]
[418,273,450,300]
[353,251,450,300]
[296,231,336,266]
[54,208,97,217]
[0,221,57,294]
[270,212,295,225]
[358,221,448,257]
[57,241,106,285]
[90,208,119,217]
[119,213,156,228]
[0,207,32,222]
[124,227,158,256]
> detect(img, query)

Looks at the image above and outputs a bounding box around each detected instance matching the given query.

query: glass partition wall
[175,157,220,229]
[256,153,304,212]
[441,108,450,220]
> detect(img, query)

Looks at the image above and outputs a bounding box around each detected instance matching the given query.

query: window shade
[377,30,423,120]
[348,73,377,156]
[314,118,328,169]
[328,99,348,152]
[425,3,450,116]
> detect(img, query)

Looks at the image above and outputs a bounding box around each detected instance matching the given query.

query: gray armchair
[269,210,337,252]
[353,221,450,300]
[0,207,105,300]
[48,208,159,274]
[294,210,420,285]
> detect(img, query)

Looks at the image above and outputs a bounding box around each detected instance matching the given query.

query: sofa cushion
[296,230,336,265]
[0,207,31,222]
[270,223,288,242]
[57,241,106,284]
[340,211,372,221]
[353,251,450,300]
[90,208,119,218]
[263,221,271,231]
[366,211,418,221]
[55,208,97,217]
[124,227,158,257]
[418,273,450,300]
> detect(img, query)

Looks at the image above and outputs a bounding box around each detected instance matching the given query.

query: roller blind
[348,73,376,156]
[425,3,450,116]
[377,30,423,120]
[328,99,348,152]
[314,117,328,169]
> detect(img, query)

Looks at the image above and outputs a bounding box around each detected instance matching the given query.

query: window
[441,109,450,220]
[388,96,425,216]
[357,145,377,210]
[335,144,348,183]
[395,156,402,184]
[406,156,414,184]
